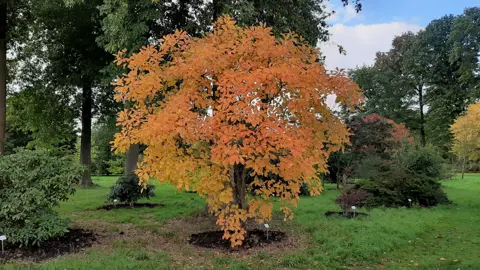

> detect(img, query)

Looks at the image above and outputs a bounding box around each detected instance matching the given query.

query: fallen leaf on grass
[440,258,446,261]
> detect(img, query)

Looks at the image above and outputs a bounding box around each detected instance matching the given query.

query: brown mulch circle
[324,211,368,219]
[189,229,286,250]
[97,203,164,211]
[0,229,96,263]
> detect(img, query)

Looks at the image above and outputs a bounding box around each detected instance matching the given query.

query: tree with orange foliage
[451,102,480,179]
[113,17,362,247]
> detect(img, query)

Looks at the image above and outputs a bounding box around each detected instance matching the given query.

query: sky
[320,0,480,70]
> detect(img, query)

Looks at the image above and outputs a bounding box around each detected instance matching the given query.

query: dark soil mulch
[0,229,96,263]
[189,229,286,250]
[97,203,164,211]
[325,211,368,219]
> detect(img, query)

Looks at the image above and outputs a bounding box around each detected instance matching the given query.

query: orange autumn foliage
[113,17,362,247]
[362,113,413,145]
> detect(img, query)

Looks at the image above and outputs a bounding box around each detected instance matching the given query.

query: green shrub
[299,183,310,196]
[343,145,450,208]
[0,149,83,246]
[106,155,125,175]
[396,144,443,178]
[106,173,155,206]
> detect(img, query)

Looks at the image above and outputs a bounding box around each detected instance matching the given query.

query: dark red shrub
[335,189,369,212]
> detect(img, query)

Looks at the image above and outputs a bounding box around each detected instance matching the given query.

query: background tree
[418,15,469,153]
[16,0,112,186]
[8,52,77,149]
[91,117,119,175]
[113,17,362,246]
[352,33,427,146]
[328,113,411,185]
[450,7,480,94]
[451,102,480,179]
[1,0,33,156]
[352,9,480,153]
[99,0,362,175]
[0,1,6,156]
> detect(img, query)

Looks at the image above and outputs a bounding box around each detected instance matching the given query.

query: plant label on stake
[408,199,412,208]
[351,206,356,217]
[264,224,269,240]
[0,234,6,253]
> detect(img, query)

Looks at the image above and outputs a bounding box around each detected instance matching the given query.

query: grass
[3,174,480,269]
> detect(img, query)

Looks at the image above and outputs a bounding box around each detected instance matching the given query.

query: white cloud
[325,1,363,24]
[324,1,364,24]
[319,22,423,70]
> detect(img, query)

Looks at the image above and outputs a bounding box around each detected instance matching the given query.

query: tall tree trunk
[461,156,466,180]
[418,85,426,147]
[336,173,340,190]
[232,164,248,210]
[80,84,93,186]
[0,2,7,157]
[212,0,224,21]
[124,144,140,174]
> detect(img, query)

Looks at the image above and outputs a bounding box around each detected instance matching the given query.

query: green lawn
[4,174,480,269]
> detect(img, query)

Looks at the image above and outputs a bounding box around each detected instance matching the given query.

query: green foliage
[348,145,449,208]
[106,155,125,175]
[327,113,409,183]
[299,183,310,196]
[106,173,155,205]
[92,118,123,175]
[7,87,77,149]
[396,144,443,178]
[4,122,32,155]
[0,149,83,246]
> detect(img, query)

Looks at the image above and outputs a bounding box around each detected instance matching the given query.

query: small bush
[343,145,450,208]
[0,149,83,246]
[299,183,310,196]
[106,173,155,206]
[335,189,368,212]
[106,155,125,175]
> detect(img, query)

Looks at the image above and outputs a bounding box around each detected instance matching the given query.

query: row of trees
[1,0,361,185]
[352,7,480,154]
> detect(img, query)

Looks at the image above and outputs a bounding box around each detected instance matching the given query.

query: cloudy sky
[320,0,479,70]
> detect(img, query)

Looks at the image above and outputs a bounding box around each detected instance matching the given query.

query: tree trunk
[80,84,93,186]
[232,164,248,210]
[342,173,347,187]
[0,2,7,157]
[461,156,466,180]
[212,0,224,21]
[124,144,140,174]
[418,85,426,147]
[336,173,340,190]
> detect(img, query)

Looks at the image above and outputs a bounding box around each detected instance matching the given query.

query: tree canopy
[113,17,362,246]
[351,8,480,153]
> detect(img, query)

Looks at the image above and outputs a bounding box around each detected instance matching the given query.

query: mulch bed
[97,203,164,211]
[0,229,96,263]
[189,229,286,250]
[325,211,368,219]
